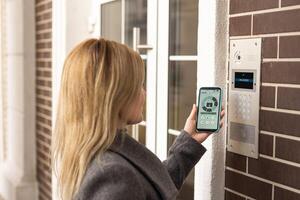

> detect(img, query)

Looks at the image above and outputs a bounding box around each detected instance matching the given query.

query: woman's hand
[184,104,225,144]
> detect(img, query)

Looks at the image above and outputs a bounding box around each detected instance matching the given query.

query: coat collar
[108,129,178,200]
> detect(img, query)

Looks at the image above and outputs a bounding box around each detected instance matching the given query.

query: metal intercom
[228,38,262,159]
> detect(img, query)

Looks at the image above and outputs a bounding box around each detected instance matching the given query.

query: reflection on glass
[101,0,122,42]
[168,61,197,130]
[138,125,146,145]
[125,0,147,50]
[168,134,195,200]
[169,0,198,55]
[126,125,146,145]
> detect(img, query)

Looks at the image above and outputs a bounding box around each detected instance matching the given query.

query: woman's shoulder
[75,151,144,200]
[85,150,137,181]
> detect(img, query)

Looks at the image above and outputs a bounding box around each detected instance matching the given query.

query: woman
[52,38,225,200]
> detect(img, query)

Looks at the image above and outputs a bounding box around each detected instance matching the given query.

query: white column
[52,0,66,199]
[0,0,38,199]
[52,0,93,199]
[195,0,228,199]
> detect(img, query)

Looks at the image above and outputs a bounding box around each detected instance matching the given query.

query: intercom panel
[228,38,262,159]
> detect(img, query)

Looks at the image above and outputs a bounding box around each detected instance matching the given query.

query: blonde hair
[52,38,145,200]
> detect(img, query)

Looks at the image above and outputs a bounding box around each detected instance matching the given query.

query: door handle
[133,27,153,53]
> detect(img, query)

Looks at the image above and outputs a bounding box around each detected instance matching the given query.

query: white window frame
[156,0,228,199]
[94,0,158,154]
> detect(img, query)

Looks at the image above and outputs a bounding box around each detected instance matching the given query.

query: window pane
[101,1,122,42]
[168,134,195,200]
[126,125,146,145]
[168,61,197,130]
[138,125,146,145]
[125,0,147,49]
[169,0,198,55]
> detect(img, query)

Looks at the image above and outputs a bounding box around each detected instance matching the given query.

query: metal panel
[228,38,262,159]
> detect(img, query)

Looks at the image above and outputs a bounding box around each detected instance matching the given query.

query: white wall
[0,0,38,199]
[52,0,94,199]
[195,0,228,199]
[65,0,93,52]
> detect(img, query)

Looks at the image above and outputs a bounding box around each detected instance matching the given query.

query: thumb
[188,104,197,120]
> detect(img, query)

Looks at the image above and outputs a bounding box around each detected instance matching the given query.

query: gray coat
[74,129,206,200]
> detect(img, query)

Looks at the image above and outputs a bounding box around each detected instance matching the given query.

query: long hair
[52,38,145,200]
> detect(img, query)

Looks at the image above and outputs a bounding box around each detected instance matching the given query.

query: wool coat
[74,129,206,200]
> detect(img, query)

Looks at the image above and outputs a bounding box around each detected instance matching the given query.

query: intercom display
[234,72,254,90]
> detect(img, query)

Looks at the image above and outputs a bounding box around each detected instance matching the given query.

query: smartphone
[196,87,222,132]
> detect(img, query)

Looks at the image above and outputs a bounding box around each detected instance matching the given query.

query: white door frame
[155,0,228,199]
[52,0,228,199]
[94,0,158,154]
[195,0,228,199]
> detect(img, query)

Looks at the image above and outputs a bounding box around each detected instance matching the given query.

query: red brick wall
[226,0,300,199]
[35,0,52,199]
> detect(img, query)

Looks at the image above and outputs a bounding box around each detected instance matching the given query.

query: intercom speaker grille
[230,122,255,144]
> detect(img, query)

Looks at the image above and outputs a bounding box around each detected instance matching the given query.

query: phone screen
[196,88,222,131]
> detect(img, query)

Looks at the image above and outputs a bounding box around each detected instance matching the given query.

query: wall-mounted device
[228,38,262,159]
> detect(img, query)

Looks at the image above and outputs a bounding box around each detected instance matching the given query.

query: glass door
[98,0,199,199]
[168,0,198,199]
[98,0,157,153]
[157,0,199,199]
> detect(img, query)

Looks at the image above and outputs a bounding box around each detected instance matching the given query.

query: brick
[282,0,300,7]
[36,52,52,58]
[37,115,51,126]
[230,0,278,14]
[36,22,52,31]
[262,37,277,58]
[36,42,52,49]
[274,186,300,200]
[37,80,52,87]
[253,9,300,34]
[259,133,273,156]
[261,62,300,84]
[36,61,52,68]
[276,137,300,163]
[277,87,300,111]
[226,151,247,172]
[260,110,300,137]
[37,105,51,115]
[280,36,300,58]
[37,69,51,77]
[35,0,53,199]
[36,12,52,22]
[36,32,51,40]
[225,169,272,200]
[248,157,300,189]
[36,2,52,13]
[260,86,275,107]
[229,15,252,36]
[225,190,246,200]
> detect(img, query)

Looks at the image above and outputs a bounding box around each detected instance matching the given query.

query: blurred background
[0,0,299,199]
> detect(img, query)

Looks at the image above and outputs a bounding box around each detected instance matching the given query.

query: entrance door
[97,0,199,199]
[96,0,155,152]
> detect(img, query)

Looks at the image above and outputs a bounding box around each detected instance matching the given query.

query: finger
[188,104,197,120]
[220,110,225,118]
[220,121,224,128]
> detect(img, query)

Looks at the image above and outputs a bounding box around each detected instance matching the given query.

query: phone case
[196,87,222,132]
